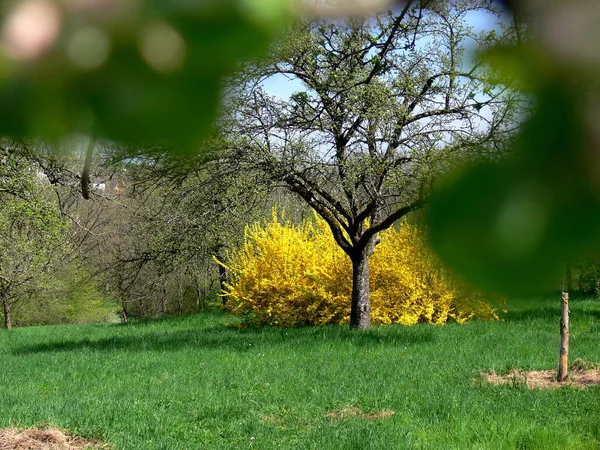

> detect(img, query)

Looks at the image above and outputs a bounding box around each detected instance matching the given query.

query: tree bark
[177,280,183,315]
[194,277,204,312]
[161,286,168,317]
[2,299,12,330]
[350,250,371,329]
[558,292,570,382]
[218,263,228,305]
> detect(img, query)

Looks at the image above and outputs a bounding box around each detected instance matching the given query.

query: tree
[98,144,282,317]
[231,0,519,328]
[0,145,68,329]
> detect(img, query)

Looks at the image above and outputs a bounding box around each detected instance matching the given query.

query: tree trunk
[161,286,168,317]
[2,299,12,330]
[119,296,128,323]
[218,263,228,305]
[558,292,570,382]
[194,277,204,312]
[177,280,183,315]
[139,296,146,317]
[350,251,371,329]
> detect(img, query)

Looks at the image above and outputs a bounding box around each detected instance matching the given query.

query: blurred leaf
[428,85,600,294]
[481,45,552,91]
[0,0,292,151]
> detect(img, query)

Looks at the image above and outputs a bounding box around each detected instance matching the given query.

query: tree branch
[360,198,426,246]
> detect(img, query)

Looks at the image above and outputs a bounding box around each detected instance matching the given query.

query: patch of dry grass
[326,407,395,420]
[479,359,600,390]
[0,427,109,450]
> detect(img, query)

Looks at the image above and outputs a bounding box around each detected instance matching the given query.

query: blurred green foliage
[0,0,292,150]
[428,2,600,293]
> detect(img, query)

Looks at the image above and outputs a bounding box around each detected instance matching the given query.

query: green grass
[1,296,600,449]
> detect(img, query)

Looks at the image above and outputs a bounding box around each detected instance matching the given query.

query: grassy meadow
[1,295,600,449]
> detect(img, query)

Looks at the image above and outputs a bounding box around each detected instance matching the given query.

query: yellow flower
[218,208,501,327]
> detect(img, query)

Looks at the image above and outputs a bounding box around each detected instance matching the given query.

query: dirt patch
[0,427,109,450]
[326,407,395,420]
[479,360,600,390]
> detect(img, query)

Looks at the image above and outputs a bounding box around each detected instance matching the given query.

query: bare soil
[0,427,108,450]
[479,359,600,390]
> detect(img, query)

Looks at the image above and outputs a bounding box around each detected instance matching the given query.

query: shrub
[219,210,500,327]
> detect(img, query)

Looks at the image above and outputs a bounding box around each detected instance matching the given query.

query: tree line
[3,1,598,330]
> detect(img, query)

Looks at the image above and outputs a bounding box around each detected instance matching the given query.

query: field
[1,295,600,449]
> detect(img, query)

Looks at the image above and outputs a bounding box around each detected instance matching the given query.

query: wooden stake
[558,292,570,382]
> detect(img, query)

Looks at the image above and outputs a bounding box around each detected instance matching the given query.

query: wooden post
[558,292,570,382]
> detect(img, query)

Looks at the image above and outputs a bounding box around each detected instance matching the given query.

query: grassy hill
[1,295,600,449]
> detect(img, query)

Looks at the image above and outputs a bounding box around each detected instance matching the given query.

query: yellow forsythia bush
[219,210,500,327]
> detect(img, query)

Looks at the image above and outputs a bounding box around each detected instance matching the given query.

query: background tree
[100,143,289,318]
[0,145,68,329]
[0,138,285,323]
[232,0,520,328]
[0,140,126,328]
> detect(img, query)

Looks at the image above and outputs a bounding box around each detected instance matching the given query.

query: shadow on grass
[11,322,437,355]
